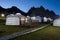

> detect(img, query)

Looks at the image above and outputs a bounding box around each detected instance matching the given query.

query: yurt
[26,16,31,23]
[26,16,31,25]
[53,18,60,26]
[6,14,20,25]
[31,16,41,22]
[31,16,35,20]
[16,13,25,25]
[20,16,26,25]
[6,13,32,26]
[35,16,42,22]
[43,17,48,22]
[16,13,21,16]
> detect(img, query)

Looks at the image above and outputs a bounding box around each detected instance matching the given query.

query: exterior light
[1,14,5,17]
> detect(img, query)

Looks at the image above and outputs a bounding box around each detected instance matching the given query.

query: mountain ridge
[0,6,58,19]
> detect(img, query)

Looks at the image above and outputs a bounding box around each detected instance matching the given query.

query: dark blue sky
[0,0,60,15]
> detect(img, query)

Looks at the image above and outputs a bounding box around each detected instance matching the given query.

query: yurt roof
[7,13,25,17]
[36,16,41,18]
[15,13,26,17]
[7,14,14,17]
[31,16,41,20]
[16,13,21,15]
[7,14,19,18]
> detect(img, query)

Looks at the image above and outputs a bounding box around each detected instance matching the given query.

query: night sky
[0,0,60,15]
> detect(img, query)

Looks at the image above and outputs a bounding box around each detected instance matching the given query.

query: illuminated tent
[35,16,42,22]
[31,16,41,22]
[6,14,20,25]
[53,18,60,26]
[43,17,48,22]
[15,13,21,17]
[6,13,31,26]
[26,16,31,23]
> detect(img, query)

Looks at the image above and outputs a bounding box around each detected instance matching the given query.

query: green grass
[0,24,28,37]
[11,25,60,40]
[0,17,6,20]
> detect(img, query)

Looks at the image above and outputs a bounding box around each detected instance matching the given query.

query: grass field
[11,25,60,40]
[0,24,28,37]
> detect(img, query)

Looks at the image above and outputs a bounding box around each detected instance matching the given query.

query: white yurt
[16,13,21,16]
[53,18,60,26]
[6,14,20,25]
[6,13,32,26]
[43,17,48,22]
[31,16,41,22]
[26,16,31,22]
[35,16,41,22]
[20,16,26,25]
[31,16,35,20]
[25,16,31,26]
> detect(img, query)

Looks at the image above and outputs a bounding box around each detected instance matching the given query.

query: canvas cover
[31,16,41,22]
[35,16,41,22]
[6,17,20,25]
[53,19,60,26]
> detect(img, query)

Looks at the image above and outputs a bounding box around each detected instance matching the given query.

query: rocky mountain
[0,6,26,16]
[27,6,57,19]
[0,6,58,19]
[0,6,5,13]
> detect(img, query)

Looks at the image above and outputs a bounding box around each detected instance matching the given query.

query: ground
[10,25,60,40]
[0,17,45,37]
